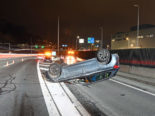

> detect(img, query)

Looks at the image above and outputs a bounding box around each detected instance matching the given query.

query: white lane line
[60,83,90,116]
[39,64,50,67]
[110,79,155,97]
[37,61,60,116]
[39,67,49,71]
[38,62,89,116]
[45,81,82,116]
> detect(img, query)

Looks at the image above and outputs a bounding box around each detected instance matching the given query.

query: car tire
[97,49,111,64]
[48,63,62,79]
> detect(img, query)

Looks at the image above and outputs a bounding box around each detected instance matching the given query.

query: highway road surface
[67,75,155,116]
[0,59,49,116]
[0,56,155,116]
[64,56,155,116]
[0,58,89,116]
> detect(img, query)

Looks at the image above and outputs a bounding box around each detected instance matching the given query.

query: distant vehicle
[67,50,75,56]
[44,51,52,62]
[46,49,119,84]
[44,51,61,62]
[52,56,60,61]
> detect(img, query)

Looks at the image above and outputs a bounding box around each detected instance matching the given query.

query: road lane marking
[60,83,90,116]
[39,67,49,71]
[39,64,50,67]
[45,81,82,116]
[37,61,60,116]
[38,61,89,116]
[110,79,155,97]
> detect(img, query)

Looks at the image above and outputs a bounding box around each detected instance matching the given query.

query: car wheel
[48,63,61,79]
[97,49,111,64]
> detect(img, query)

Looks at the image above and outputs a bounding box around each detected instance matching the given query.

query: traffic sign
[88,37,95,44]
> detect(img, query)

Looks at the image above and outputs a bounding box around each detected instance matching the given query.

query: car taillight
[68,50,75,55]
[113,65,119,69]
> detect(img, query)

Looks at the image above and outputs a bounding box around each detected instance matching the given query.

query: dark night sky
[0,0,155,47]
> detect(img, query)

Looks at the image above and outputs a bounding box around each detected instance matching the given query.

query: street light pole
[76,36,80,50]
[9,43,11,53]
[76,39,78,50]
[100,27,103,49]
[58,16,60,55]
[134,4,140,47]
[30,37,32,54]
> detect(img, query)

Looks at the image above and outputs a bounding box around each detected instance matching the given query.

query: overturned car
[46,49,119,83]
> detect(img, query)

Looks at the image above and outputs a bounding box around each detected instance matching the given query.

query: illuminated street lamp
[133,4,140,48]
[112,39,115,42]
[58,16,60,54]
[77,36,80,39]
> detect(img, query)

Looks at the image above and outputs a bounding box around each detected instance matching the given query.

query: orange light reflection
[65,56,76,65]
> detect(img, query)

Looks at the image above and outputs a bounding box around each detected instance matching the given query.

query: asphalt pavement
[0,58,89,116]
[0,59,48,116]
[0,56,155,116]
[67,75,155,116]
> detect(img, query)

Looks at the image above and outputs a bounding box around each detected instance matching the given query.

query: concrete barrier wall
[119,64,155,78]
[76,50,155,78]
